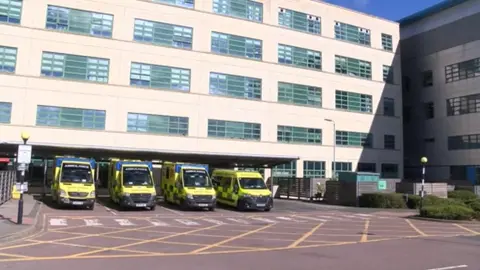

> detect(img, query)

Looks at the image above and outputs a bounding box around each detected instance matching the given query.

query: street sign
[377,180,387,190]
[15,182,28,193]
[17,145,32,164]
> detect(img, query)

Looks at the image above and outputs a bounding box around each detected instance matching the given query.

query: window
[381,33,393,51]
[383,97,395,117]
[335,90,372,113]
[303,161,325,178]
[209,72,261,100]
[447,93,480,116]
[130,62,190,91]
[334,22,370,46]
[213,0,262,22]
[208,119,261,140]
[383,65,394,84]
[272,161,296,178]
[278,44,321,70]
[277,125,322,144]
[0,46,17,73]
[335,55,371,79]
[40,52,109,83]
[36,105,106,130]
[381,163,398,178]
[422,70,433,87]
[448,134,480,150]
[127,113,188,136]
[278,82,321,107]
[46,6,113,38]
[0,102,12,123]
[0,0,22,24]
[332,162,352,173]
[445,57,480,83]
[133,19,193,49]
[152,0,194,8]
[336,131,373,148]
[357,163,376,173]
[425,102,434,119]
[211,32,262,60]
[278,8,320,34]
[384,134,395,150]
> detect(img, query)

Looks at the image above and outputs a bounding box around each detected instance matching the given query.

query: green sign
[378,180,387,190]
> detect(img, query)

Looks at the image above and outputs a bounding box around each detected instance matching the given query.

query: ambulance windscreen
[122,167,153,186]
[61,164,92,183]
[239,178,267,189]
[183,169,211,187]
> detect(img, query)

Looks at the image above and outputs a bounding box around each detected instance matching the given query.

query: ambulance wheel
[208,207,215,211]
[150,205,156,211]
[264,207,271,212]
[88,204,95,210]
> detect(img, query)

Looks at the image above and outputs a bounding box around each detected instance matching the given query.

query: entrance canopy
[0,143,299,168]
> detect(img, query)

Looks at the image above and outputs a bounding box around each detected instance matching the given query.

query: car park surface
[0,199,479,269]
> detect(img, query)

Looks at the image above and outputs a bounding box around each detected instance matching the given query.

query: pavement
[0,197,479,269]
[0,194,42,242]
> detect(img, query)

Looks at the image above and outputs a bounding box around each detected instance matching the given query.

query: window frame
[335,55,371,79]
[133,18,193,49]
[129,62,191,91]
[0,0,22,24]
[211,31,262,60]
[278,82,322,107]
[334,21,371,46]
[336,130,373,148]
[0,45,17,73]
[277,125,322,145]
[209,72,262,100]
[335,90,372,113]
[381,33,393,51]
[126,112,189,136]
[213,0,263,22]
[278,44,322,70]
[35,105,106,130]
[303,161,326,178]
[278,7,321,35]
[207,119,261,141]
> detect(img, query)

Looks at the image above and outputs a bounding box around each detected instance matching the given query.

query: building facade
[0,0,403,179]
[400,0,480,182]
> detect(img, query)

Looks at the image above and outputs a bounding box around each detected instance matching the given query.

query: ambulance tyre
[208,207,215,211]
[150,205,156,211]
[88,204,95,210]
[264,207,271,212]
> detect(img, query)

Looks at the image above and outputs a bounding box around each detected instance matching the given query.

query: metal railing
[0,171,16,206]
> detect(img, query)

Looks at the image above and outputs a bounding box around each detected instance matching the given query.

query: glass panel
[384,134,395,149]
[127,113,188,135]
[209,72,261,100]
[278,44,321,70]
[41,52,109,83]
[278,82,321,107]
[272,161,296,177]
[448,133,480,150]
[381,33,393,51]
[445,57,480,83]
[277,125,322,144]
[130,62,190,91]
[0,45,17,73]
[36,105,106,130]
[151,0,194,8]
[0,0,22,24]
[46,6,113,38]
[133,19,192,49]
[336,130,373,148]
[207,119,261,140]
[335,90,372,113]
[213,0,262,22]
[381,164,398,178]
[303,161,325,178]
[447,93,480,116]
[278,8,320,34]
[0,102,12,123]
[334,21,370,46]
[383,65,394,84]
[383,97,395,116]
[211,32,262,60]
[335,55,371,79]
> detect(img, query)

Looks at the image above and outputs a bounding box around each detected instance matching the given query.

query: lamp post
[17,132,30,225]
[419,156,428,211]
[325,119,336,180]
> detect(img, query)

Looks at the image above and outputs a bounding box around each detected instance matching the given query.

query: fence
[271,177,327,200]
[0,171,16,206]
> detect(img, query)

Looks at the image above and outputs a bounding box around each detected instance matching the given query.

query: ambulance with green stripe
[51,156,96,209]
[211,169,273,211]
[108,159,157,210]
[162,162,216,211]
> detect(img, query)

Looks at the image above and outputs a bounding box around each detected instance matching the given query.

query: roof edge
[398,0,471,26]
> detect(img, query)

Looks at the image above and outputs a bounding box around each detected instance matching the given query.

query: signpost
[16,132,31,225]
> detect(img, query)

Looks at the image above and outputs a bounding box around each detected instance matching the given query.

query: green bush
[465,199,480,220]
[404,194,421,209]
[358,193,407,208]
[448,190,477,202]
[404,194,464,209]
[420,204,475,220]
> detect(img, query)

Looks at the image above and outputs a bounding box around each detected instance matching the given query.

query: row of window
[274,161,399,178]
[448,133,480,151]
[407,56,480,90]
[0,3,396,83]
[0,46,397,115]
[1,1,395,52]
[0,102,398,149]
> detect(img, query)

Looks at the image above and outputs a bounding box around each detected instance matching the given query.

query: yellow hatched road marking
[360,219,370,242]
[405,219,427,236]
[288,223,324,248]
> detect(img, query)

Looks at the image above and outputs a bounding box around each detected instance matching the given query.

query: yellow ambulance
[108,159,157,210]
[50,156,96,209]
[162,162,216,211]
[211,169,273,211]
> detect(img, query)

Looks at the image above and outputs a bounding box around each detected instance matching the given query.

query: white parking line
[160,206,185,216]
[115,219,135,226]
[426,265,468,270]
[295,216,328,222]
[251,217,277,223]
[104,206,118,215]
[175,219,200,226]
[49,218,67,226]
[203,218,226,225]
[226,218,249,224]
[149,219,169,226]
[84,219,102,226]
